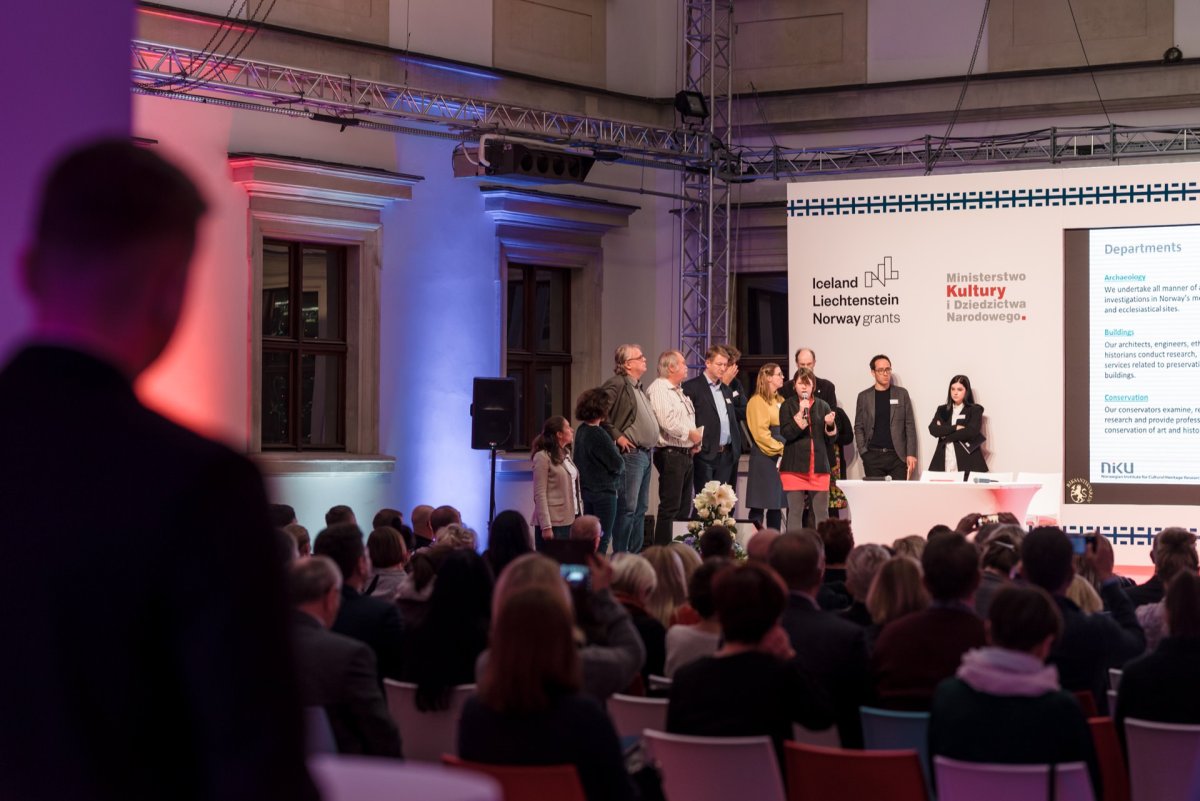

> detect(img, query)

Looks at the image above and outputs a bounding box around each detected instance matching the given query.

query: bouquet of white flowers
[687,480,738,535]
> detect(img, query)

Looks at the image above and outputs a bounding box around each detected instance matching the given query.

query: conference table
[837,480,1042,545]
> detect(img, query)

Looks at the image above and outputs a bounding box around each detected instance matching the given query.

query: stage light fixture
[674,90,709,123]
[1164,46,1184,63]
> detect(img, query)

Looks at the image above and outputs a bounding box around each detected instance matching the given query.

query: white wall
[868,0,989,83]
[392,0,493,66]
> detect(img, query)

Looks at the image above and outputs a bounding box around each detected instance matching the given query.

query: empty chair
[934,755,1094,801]
[442,755,586,801]
[311,754,499,801]
[1124,718,1200,801]
[860,706,930,784]
[607,694,668,740]
[384,680,476,762]
[791,723,841,749]
[643,730,785,801]
[1109,668,1122,691]
[304,706,338,755]
[785,742,928,801]
[1088,717,1131,801]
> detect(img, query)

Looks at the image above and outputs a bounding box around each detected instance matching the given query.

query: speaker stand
[487,443,499,530]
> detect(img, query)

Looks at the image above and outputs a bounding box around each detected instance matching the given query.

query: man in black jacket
[1022,527,1144,713]
[291,557,402,757]
[313,523,408,681]
[0,140,317,801]
[682,345,743,493]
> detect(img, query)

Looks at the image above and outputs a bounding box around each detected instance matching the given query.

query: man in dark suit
[682,345,743,493]
[769,530,871,747]
[782,347,838,408]
[291,557,403,757]
[0,140,317,801]
[313,523,407,680]
[853,353,919,480]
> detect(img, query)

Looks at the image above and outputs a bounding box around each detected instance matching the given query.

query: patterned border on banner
[1061,524,1199,547]
[787,182,1200,218]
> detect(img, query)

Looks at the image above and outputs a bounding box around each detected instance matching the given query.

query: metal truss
[131,40,708,161]
[677,0,733,370]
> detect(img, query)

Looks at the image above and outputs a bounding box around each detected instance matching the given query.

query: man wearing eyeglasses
[853,354,918,480]
[601,344,660,553]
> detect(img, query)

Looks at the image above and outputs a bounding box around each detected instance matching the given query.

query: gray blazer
[853,384,918,460]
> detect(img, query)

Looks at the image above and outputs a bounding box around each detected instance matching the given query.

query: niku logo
[864,256,899,287]
[1100,462,1134,475]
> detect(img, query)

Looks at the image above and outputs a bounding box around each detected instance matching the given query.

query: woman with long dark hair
[484,509,533,578]
[927,374,988,474]
[531,415,583,546]
[458,585,635,801]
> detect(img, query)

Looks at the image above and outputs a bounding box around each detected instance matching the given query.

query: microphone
[800,391,810,422]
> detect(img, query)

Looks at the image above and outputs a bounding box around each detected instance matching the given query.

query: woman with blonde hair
[458,586,635,801]
[866,556,930,645]
[745,362,787,529]
[668,541,703,583]
[642,545,688,627]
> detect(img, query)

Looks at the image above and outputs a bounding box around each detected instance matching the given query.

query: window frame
[505,263,573,450]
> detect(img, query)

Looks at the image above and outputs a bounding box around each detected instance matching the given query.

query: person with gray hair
[600,343,660,554]
[290,557,402,757]
[611,553,667,686]
[647,350,703,547]
[839,544,891,628]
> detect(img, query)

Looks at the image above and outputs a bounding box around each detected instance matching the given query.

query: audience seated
[434,522,478,550]
[431,505,463,536]
[401,549,493,711]
[372,507,404,531]
[746,528,782,562]
[667,561,834,766]
[769,530,871,747]
[277,528,300,565]
[974,531,1021,618]
[1021,527,1144,712]
[665,558,728,678]
[1124,527,1197,607]
[570,515,604,553]
[1065,574,1103,613]
[365,526,409,600]
[484,510,534,578]
[313,524,407,681]
[610,553,667,685]
[411,504,436,550]
[669,541,703,582]
[865,556,930,649]
[891,535,926,561]
[270,503,298,528]
[478,553,644,700]
[838,544,890,629]
[871,533,985,710]
[642,546,689,627]
[290,557,402,757]
[286,523,312,558]
[458,586,635,801]
[393,545,450,628]
[326,505,357,527]
[929,585,1100,793]
[699,525,735,559]
[1116,571,1200,741]
[815,519,854,610]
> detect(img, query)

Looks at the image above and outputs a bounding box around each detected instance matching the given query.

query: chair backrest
[441,755,585,801]
[304,705,338,755]
[607,693,669,740]
[785,742,927,801]
[1088,717,1131,801]
[647,674,674,694]
[860,706,930,785]
[791,723,841,749]
[1124,718,1200,801]
[1072,690,1098,718]
[1108,668,1123,691]
[920,471,964,483]
[934,756,1094,801]
[383,680,476,763]
[310,754,500,801]
[643,729,786,801]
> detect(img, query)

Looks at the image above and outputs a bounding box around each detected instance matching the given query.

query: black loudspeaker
[471,377,516,450]
[486,142,595,184]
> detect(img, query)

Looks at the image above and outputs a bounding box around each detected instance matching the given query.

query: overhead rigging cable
[1064,0,1113,126]
[926,0,991,175]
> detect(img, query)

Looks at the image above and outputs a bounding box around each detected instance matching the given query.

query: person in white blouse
[927,374,988,475]
[531,415,583,545]
[647,350,703,547]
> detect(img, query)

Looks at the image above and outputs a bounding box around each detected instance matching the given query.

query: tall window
[261,239,348,450]
[506,264,571,449]
[735,271,790,392]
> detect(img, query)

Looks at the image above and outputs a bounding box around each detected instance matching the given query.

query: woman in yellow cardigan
[745,363,786,530]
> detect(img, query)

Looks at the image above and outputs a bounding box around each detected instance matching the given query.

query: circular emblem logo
[1066,478,1094,504]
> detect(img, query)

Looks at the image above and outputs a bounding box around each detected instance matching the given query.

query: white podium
[837,480,1042,545]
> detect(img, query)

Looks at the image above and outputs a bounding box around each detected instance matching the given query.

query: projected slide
[1065,224,1200,504]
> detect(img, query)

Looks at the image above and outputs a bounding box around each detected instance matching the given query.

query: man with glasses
[853,354,918,480]
[601,344,661,553]
[683,345,743,493]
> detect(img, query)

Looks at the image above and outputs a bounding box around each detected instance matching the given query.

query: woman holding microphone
[779,368,838,527]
